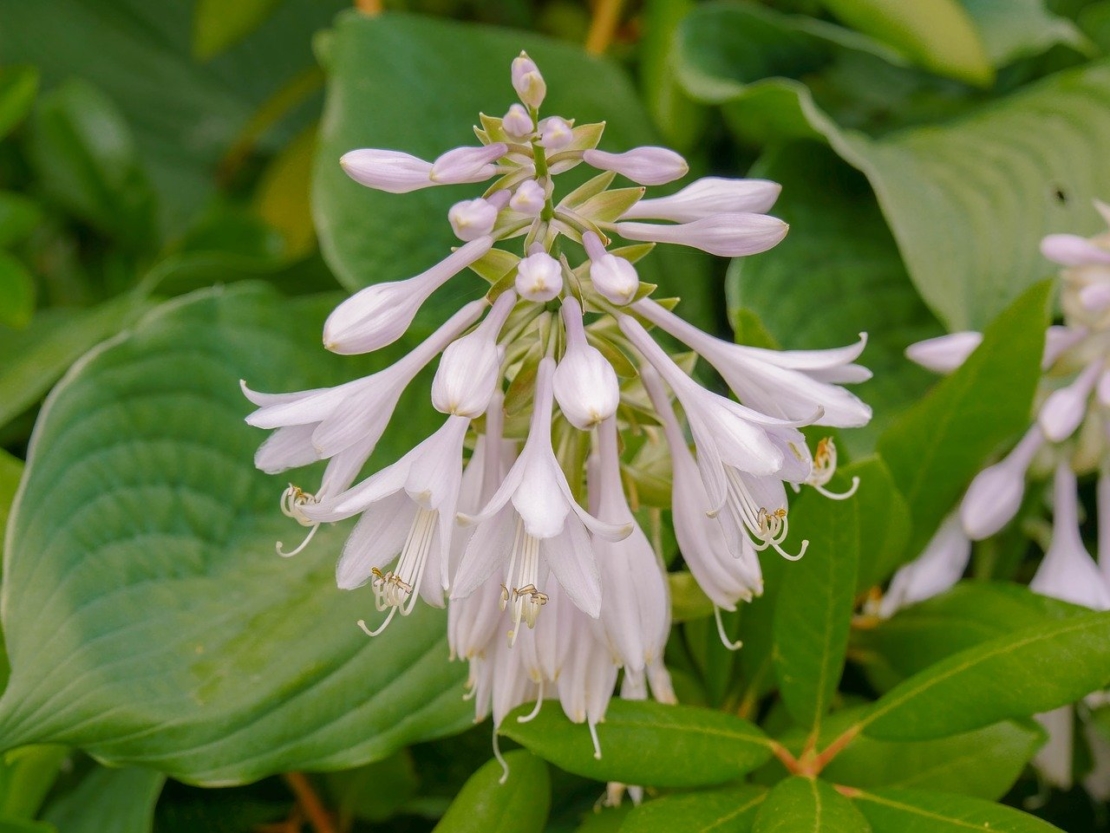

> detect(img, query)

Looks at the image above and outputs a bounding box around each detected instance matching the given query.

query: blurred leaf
[573,805,632,833]
[0,253,34,329]
[151,780,286,833]
[193,0,282,60]
[963,0,1089,65]
[324,748,418,824]
[0,818,53,833]
[0,284,470,784]
[732,144,941,456]
[254,123,317,259]
[0,193,43,249]
[669,572,714,623]
[622,785,766,833]
[0,294,153,429]
[0,66,37,140]
[877,281,1049,554]
[752,777,871,833]
[817,0,992,85]
[26,80,156,249]
[501,700,772,788]
[0,746,67,819]
[0,450,21,556]
[848,457,911,591]
[772,485,859,732]
[41,765,163,833]
[860,610,1110,741]
[853,787,1065,832]
[823,717,1044,799]
[432,751,550,833]
[639,0,706,151]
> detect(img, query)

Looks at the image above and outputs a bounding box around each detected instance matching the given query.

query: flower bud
[1042,233,1110,266]
[615,214,787,257]
[515,251,562,301]
[620,177,781,222]
[1039,358,1103,442]
[960,427,1042,540]
[448,198,499,241]
[540,117,573,150]
[430,143,507,184]
[582,147,689,186]
[510,179,545,217]
[590,253,639,305]
[502,103,534,139]
[554,298,619,429]
[511,52,546,109]
[432,292,515,418]
[340,149,433,194]
[904,331,982,374]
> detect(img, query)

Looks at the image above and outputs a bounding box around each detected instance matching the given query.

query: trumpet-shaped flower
[432,291,516,418]
[553,298,619,429]
[960,425,1044,540]
[879,514,971,617]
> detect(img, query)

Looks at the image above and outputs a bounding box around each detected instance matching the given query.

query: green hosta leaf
[432,751,549,833]
[639,0,707,151]
[0,818,53,833]
[0,746,67,819]
[193,0,282,60]
[0,253,34,330]
[0,284,469,784]
[877,280,1049,555]
[963,0,1089,65]
[772,486,859,732]
[622,785,766,833]
[0,450,21,560]
[731,144,942,457]
[41,765,164,833]
[861,610,1110,741]
[0,66,37,140]
[823,719,1044,799]
[669,572,714,623]
[853,787,1065,832]
[0,294,154,430]
[817,0,992,86]
[574,806,631,833]
[0,193,43,249]
[753,777,871,833]
[848,457,911,592]
[500,700,772,787]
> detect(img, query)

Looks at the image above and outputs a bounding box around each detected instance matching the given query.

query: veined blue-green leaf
[500,700,772,787]
[622,785,766,833]
[0,746,67,820]
[853,787,1064,832]
[0,284,469,784]
[432,751,549,833]
[752,777,870,833]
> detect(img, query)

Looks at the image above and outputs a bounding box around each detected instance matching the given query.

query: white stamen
[713,606,743,651]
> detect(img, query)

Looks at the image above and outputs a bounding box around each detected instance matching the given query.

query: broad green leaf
[41,765,164,833]
[0,450,21,564]
[433,751,549,833]
[962,0,1089,65]
[0,193,43,249]
[0,253,34,330]
[0,746,67,819]
[848,457,911,591]
[823,718,1044,799]
[253,124,317,260]
[677,13,1110,331]
[0,819,53,833]
[854,582,1086,686]
[0,66,37,140]
[313,12,715,326]
[0,294,153,430]
[877,281,1049,554]
[669,572,714,623]
[501,700,772,787]
[193,0,282,60]
[639,0,706,151]
[752,777,871,833]
[772,486,859,731]
[731,144,942,457]
[0,284,470,784]
[861,610,1110,741]
[817,0,992,86]
[574,806,632,833]
[853,787,1065,832]
[622,785,766,833]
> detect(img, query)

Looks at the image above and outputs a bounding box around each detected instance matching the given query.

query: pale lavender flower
[514,251,562,302]
[620,177,781,222]
[614,214,788,258]
[552,298,619,429]
[430,143,508,184]
[502,103,534,139]
[904,331,983,374]
[1039,358,1104,442]
[960,425,1044,540]
[511,52,546,108]
[582,147,689,186]
[583,232,639,306]
[879,514,971,618]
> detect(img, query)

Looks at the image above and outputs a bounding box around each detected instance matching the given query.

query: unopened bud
[511,52,546,109]
[502,103,534,139]
[590,254,639,305]
[510,179,545,217]
[583,146,688,186]
[449,198,500,241]
[515,252,562,301]
[430,143,507,184]
[540,117,573,151]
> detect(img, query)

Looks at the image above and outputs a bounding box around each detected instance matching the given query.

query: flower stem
[585,0,624,55]
[282,772,336,833]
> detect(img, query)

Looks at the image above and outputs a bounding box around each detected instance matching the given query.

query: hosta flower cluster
[883,205,1110,795]
[243,53,871,759]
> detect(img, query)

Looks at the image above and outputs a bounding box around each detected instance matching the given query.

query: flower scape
[242,53,872,762]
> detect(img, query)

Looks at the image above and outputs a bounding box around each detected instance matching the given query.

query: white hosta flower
[879,514,971,618]
[449,197,501,242]
[642,365,764,612]
[1080,282,1110,312]
[1044,325,1087,369]
[1038,357,1104,442]
[340,149,436,194]
[510,179,545,217]
[620,177,781,222]
[904,331,983,374]
[635,298,871,428]
[590,417,671,673]
[1100,468,1110,585]
[430,143,508,184]
[583,231,639,306]
[302,414,473,634]
[1030,462,1110,610]
[515,251,562,302]
[324,237,494,354]
[502,103,534,139]
[553,297,619,429]
[614,214,788,258]
[511,52,546,109]
[556,595,619,759]
[432,291,515,418]
[453,358,631,628]
[1083,718,1110,801]
[539,117,573,151]
[1042,234,1110,266]
[960,425,1044,540]
[1034,706,1076,790]
[582,147,689,186]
